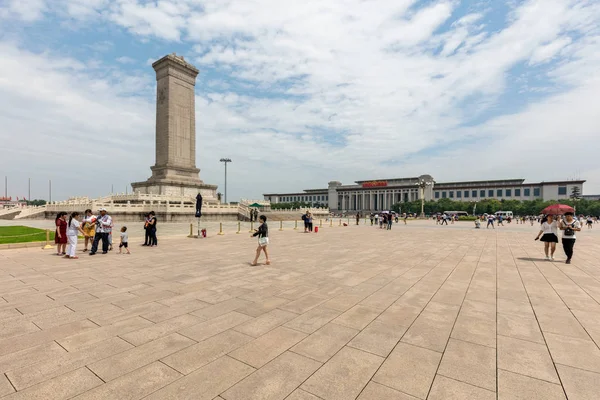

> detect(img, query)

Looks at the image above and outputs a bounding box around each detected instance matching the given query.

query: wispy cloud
[1,0,599,201]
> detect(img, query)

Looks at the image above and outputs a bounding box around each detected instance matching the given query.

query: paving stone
[450,313,496,348]
[0,341,66,374]
[88,332,195,381]
[284,306,342,334]
[359,291,400,311]
[229,326,307,368]
[357,381,419,399]
[2,221,600,398]
[162,329,253,374]
[278,294,329,314]
[438,338,496,391]
[2,367,102,400]
[497,313,545,344]
[56,316,154,351]
[429,374,495,400]
[291,322,358,362]
[0,318,40,340]
[233,309,298,337]
[119,314,203,346]
[71,362,181,400]
[401,302,460,352]
[284,389,322,400]
[347,320,408,357]
[556,364,600,400]
[178,311,253,342]
[302,346,383,400]
[7,337,133,390]
[498,369,566,400]
[222,351,322,400]
[373,342,442,399]
[544,332,600,373]
[0,373,15,397]
[143,356,254,400]
[141,299,210,322]
[498,335,560,384]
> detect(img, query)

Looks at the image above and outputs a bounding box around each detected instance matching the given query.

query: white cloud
[1,0,600,201]
[0,0,47,21]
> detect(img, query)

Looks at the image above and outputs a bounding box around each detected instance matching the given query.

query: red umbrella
[541,204,574,215]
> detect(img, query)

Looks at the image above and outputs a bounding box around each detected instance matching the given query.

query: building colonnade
[337,189,419,212]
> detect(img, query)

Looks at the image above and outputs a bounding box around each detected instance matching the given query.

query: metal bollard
[364,217,367,225]
[188,223,193,237]
[218,222,224,235]
[236,221,241,234]
[294,220,298,230]
[279,220,283,231]
[43,229,54,249]
[319,219,322,228]
[339,218,342,226]
[330,219,333,227]
[249,221,254,233]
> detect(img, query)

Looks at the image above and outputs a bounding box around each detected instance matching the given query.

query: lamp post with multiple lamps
[416,178,434,218]
[219,158,232,204]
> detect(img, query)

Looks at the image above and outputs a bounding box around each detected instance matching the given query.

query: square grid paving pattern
[1,220,600,399]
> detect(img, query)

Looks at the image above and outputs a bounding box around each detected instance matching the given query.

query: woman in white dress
[535,215,558,260]
[66,212,86,259]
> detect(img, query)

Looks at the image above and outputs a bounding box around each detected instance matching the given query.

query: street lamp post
[219,158,232,204]
[416,178,434,218]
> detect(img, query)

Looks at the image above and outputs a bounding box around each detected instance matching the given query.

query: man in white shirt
[90,208,113,255]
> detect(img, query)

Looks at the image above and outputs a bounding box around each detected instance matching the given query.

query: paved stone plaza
[1,220,600,399]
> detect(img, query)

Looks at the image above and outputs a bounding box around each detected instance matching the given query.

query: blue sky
[0,0,599,201]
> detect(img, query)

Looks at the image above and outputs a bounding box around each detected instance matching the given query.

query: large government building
[263,175,586,212]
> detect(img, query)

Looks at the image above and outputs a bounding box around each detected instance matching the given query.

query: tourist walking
[307,211,313,232]
[54,212,68,255]
[387,214,393,230]
[486,214,495,229]
[118,226,130,254]
[66,212,85,259]
[403,213,408,225]
[559,212,581,264]
[82,209,96,252]
[535,215,558,260]
[147,211,157,246]
[90,208,112,255]
[586,216,593,229]
[356,212,360,225]
[441,214,449,225]
[497,215,504,226]
[251,215,270,266]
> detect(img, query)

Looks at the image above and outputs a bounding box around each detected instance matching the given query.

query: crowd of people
[53,208,150,258]
[54,205,595,267]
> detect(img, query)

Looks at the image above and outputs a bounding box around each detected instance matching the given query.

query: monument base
[131,179,218,199]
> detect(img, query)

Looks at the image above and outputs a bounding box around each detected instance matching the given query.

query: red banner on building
[362,181,388,188]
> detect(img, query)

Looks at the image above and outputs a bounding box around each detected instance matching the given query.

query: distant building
[0,197,27,209]
[263,176,586,212]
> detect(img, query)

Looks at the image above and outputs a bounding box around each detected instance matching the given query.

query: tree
[570,186,581,200]
[26,199,47,206]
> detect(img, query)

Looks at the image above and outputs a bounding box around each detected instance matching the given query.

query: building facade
[263,176,586,212]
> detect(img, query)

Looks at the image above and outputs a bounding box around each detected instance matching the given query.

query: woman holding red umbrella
[559,212,581,264]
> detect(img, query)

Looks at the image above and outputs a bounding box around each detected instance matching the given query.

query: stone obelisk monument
[132,53,217,198]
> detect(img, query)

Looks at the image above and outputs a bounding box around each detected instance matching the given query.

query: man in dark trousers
[195,193,202,218]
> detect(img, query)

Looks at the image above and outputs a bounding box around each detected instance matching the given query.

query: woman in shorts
[251,215,270,266]
[535,215,558,260]
[81,209,96,252]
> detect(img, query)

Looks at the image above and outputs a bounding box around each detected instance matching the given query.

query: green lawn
[0,226,54,244]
